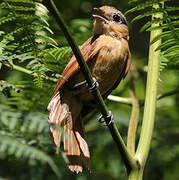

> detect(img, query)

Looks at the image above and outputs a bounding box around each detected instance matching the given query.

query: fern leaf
[128,0,179,71]
[140,18,163,32]
[0,80,20,97]
[150,31,171,45]
[146,24,168,31]
[0,134,61,178]
[160,52,169,71]
[131,8,163,22]
[20,112,49,133]
[1,4,35,11]
[32,71,45,88]
[156,39,177,51]
[126,0,168,14]
[163,45,179,55]
[0,13,16,25]
[35,34,58,45]
[3,27,24,39]
[42,47,72,72]
[128,0,139,4]
[165,6,179,11]
[2,0,36,4]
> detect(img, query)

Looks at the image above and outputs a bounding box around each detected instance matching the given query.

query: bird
[47,5,131,173]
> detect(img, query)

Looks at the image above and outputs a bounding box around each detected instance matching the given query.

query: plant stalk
[127,90,139,156]
[107,95,132,104]
[129,3,163,180]
[2,62,58,82]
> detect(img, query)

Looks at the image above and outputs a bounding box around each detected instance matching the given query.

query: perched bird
[47,6,131,173]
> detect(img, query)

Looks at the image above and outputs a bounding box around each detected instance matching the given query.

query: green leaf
[0,134,61,178]
[131,8,163,22]
[140,18,163,32]
[156,39,178,51]
[150,31,171,45]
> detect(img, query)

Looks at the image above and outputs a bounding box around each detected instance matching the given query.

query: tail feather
[64,123,82,173]
[63,115,90,173]
[48,92,62,149]
[48,92,90,173]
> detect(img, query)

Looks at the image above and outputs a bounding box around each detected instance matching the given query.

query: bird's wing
[52,35,100,96]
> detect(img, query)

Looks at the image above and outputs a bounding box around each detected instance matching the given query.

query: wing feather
[53,35,100,96]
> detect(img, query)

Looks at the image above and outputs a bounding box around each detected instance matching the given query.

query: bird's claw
[86,77,99,92]
[72,77,99,92]
[98,111,114,126]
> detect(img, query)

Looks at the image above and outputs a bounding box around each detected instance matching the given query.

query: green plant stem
[3,62,58,82]
[107,88,179,105]
[127,90,139,156]
[43,0,137,173]
[107,95,132,104]
[129,3,163,180]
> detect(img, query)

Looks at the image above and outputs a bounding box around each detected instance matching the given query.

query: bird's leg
[98,111,114,125]
[72,80,87,89]
[72,77,99,92]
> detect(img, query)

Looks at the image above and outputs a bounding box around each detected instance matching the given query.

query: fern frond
[0,13,16,25]
[128,0,179,71]
[131,8,163,22]
[35,34,58,45]
[42,46,72,72]
[163,46,179,55]
[160,52,169,71]
[1,4,35,11]
[0,103,49,133]
[165,6,179,11]
[0,80,20,97]
[32,71,44,88]
[140,18,163,32]
[0,0,57,54]
[150,31,171,44]
[126,0,168,14]
[20,112,49,133]
[156,39,177,51]
[0,134,60,178]
[2,0,36,4]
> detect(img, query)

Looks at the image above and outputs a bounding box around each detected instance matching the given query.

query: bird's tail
[47,92,90,173]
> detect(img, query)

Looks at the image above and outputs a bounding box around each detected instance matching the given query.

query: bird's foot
[98,111,114,126]
[72,80,87,89]
[86,77,99,92]
[72,77,99,92]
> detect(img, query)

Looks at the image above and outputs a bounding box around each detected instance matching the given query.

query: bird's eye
[113,14,121,22]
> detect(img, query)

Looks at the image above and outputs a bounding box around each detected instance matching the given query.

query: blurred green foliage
[0,0,179,180]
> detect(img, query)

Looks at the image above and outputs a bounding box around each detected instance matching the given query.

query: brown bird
[47,6,131,173]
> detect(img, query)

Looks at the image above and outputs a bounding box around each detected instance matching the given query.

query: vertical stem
[135,3,163,167]
[127,89,139,156]
[127,70,140,156]
[129,3,163,180]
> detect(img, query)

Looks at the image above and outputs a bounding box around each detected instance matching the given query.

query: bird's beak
[93,8,108,22]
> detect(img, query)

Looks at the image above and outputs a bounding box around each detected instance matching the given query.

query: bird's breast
[63,35,129,102]
[89,36,128,95]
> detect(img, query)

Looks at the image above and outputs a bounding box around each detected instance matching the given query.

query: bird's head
[93,6,129,40]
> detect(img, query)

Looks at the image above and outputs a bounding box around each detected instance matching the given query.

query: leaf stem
[107,95,132,104]
[43,0,137,173]
[2,62,58,82]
